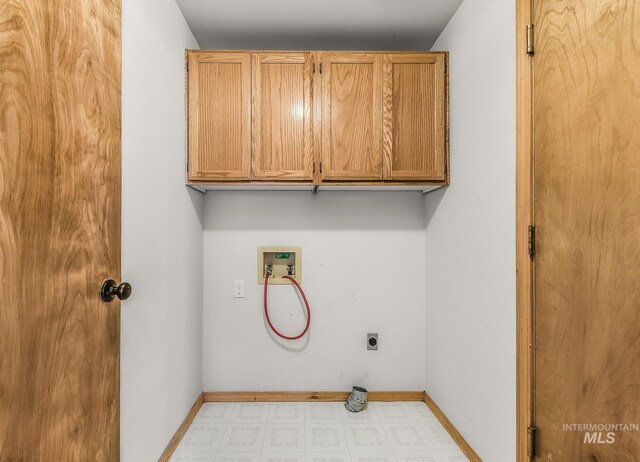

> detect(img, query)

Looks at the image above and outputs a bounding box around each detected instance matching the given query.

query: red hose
[264,272,311,340]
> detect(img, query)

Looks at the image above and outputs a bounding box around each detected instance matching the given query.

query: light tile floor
[170,402,468,462]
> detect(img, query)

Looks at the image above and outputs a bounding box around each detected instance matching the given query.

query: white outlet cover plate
[233,280,245,298]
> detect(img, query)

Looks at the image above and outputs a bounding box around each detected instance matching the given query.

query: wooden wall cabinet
[383,53,446,181]
[188,52,251,180]
[321,52,383,181]
[186,50,448,189]
[251,52,314,181]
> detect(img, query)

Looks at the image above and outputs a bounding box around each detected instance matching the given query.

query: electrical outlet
[367,333,378,350]
[233,280,245,298]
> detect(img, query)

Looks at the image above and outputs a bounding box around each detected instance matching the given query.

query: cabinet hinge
[526,24,535,56]
[527,426,536,458]
[528,225,536,258]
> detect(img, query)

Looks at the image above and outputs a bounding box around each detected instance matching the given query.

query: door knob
[100,279,132,302]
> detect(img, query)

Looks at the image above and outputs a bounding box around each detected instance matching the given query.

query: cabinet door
[188,52,250,181]
[321,52,382,181]
[382,53,446,180]
[252,52,314,180]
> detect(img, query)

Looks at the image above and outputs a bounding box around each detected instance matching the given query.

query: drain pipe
[345,386,368,412]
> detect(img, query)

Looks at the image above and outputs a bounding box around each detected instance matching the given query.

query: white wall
[203,191,426,391]
[121,1,203,461]
[425,1,516,461]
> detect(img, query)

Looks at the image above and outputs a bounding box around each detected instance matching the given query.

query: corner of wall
[425,0,516,460]
[121,0,203,460]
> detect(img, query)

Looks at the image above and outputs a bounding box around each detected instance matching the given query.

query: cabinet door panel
[252,53,314,180]
[321,52,382,181]
[188,52,250,180]
[383,53,446,180]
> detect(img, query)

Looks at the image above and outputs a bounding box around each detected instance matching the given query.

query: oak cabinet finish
[383,53,446,180]
[252,52,314,181]
[321,52,383,181]
[188,52,251,180]
[186,50,448,187]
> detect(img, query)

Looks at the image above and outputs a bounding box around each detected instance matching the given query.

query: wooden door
[382,53,446,180]
[188,52,251,181]
[533,0,640,459]
[321,52,382,181]
[0,0,121,460]
[251,52,314,181]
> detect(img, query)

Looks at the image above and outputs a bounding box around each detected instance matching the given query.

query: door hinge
[528,225,536,258]
[527,426,536,458]
[526,24,535,56]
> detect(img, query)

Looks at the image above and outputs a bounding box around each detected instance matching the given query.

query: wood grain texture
[382,53,446,180]
[515,1,534,461]
[312,51,322,185]
[251,52,314,180]
[188,51,250,180]
[157,393,204,462]
[186,50,449,187]
[203,391,425,402]
[444,52,450,185]
[422,392,482,461]
[0,0,121,460]
[321,52,382,181]
[533,0,640,459]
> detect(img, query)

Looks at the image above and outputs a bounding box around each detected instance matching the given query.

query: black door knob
[100,279,132,302]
